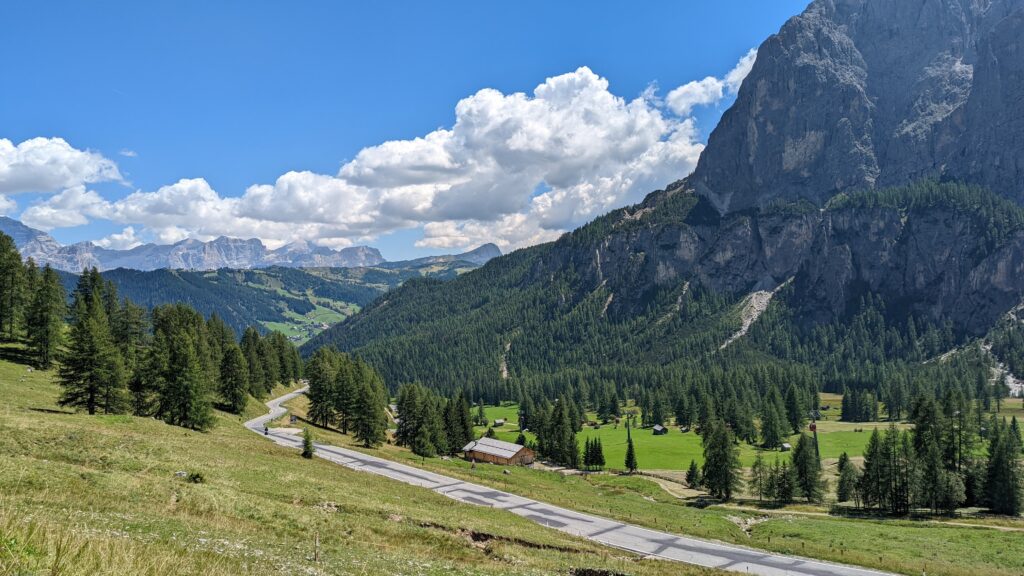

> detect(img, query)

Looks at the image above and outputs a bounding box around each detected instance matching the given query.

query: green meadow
[475,400,898,470]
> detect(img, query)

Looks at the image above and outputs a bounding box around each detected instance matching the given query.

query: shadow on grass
[0,342,35,366]
[29,407,75,415]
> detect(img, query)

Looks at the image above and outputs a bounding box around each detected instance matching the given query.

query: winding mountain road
[246,388,896,576]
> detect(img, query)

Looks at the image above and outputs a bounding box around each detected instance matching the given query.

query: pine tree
[836,452,859,503]
[985,418,1023,515]
[219,344,250,414]
[702,419,742,500]
[241,327,267,397]
[302,427,315,459]
[26,264,66,369]
[157,331,214,431]
[57,291,129,415]
[791,433,823,502]
[0,233,25,341]
[785,383,807,434]
[516,432,527,446]
[624,421,638,473]
[352,374,387,448]
[760,401,787,449]
[686,459,702,489]
[774,460,797,504]
[445,390,474,454]
[306,347,340,427]
[750,452,767,501]
[859,428,884,508]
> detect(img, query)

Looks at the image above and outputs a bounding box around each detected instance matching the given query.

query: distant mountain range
[0,216,499,272]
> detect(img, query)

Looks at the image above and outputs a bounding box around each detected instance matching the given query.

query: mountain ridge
[0,216,499,273]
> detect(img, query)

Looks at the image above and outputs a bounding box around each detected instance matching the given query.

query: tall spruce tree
[624,421,638,473]
[791,433,823,502]
[985,418,1023,516]
[445,390,474,454]
[219,344,250,414]
[836,452,859,503]
[750,452,767,501]
[785,383,806,433]
[701,419,742,501]
[0,233,25,340]
[352,370,387,448]
[57,290,129,415]
[26,264,66,369]
[157,331,214,430]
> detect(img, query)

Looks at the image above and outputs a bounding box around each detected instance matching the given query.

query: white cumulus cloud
[95,226,143,250]
[666,48,756,116]
[20,185,112,230]
[10,50,757,252]
[0,137,123,195]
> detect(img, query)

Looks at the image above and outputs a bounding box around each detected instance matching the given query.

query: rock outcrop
[689,0,1024,213]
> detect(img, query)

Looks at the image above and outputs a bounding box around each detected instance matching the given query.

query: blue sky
[0,0,808,260]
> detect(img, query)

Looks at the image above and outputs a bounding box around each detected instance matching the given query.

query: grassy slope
[283,395,1024,576]
[0,350,703,576]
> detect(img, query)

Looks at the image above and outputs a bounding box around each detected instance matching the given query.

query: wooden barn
[462,437,535,466]
[652,424,668,435]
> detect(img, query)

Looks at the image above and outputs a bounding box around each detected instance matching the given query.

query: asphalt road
[246,388,896,576]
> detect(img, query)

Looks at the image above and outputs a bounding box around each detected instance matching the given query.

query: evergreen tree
[685,459,702,489]
[475,398,488,427]
[157,331,215,431]
[859,428,884,508]
[445,390,474,455]
[516,432,527,446]
[302,427,315,459]
[774,460,797,504]
[352,373,387,447]
[26,264,66,369]
[219,344,250,414]
[750,452,767,501]
[241,327,267,397]
[57,291,129,415]
[594,437,605,468]
[985,418,1023,516]
[760,401,787,449]
[791,433,823,502]
[701,419,742,500]
[624,421,638,473]
[836,452,859,503]
[0,233,25,341]
[305,347,340,427]
[785,383,806,434]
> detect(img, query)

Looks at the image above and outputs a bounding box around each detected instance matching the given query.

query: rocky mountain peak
[688,0,1024,214]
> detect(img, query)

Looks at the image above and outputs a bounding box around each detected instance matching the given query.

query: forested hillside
[306,183,1023,415]
[57,258,482,340]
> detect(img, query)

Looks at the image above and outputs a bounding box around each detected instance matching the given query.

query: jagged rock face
[550,192,1024,336]
[690,0,1024,213]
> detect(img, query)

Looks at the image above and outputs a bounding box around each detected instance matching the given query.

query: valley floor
[255,389,893,576]
[280,395,1024,576]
